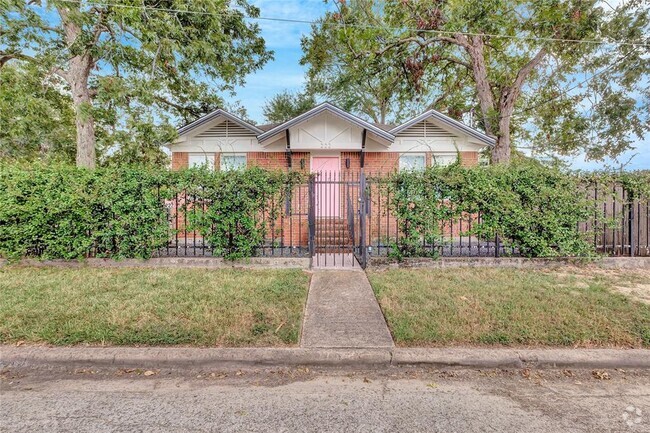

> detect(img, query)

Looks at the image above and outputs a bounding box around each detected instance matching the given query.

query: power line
[506,48,638,120]
[51,0,650,48]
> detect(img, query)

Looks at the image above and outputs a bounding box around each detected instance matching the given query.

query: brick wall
[171,152,188,170]
[340,151,400,177]
[460,151,479,167]
[247,152,311,173]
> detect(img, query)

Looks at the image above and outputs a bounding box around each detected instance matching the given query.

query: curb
[392,348,650,369]
[2,346,649,371]
[0,347,391,370]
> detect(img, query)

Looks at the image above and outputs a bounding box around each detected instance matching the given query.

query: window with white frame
[220,153,247,171]
[188,153,215,170]
[431,153,458,167]
[399,153,426,171]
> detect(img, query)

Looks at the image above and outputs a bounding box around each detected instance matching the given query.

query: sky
[232,0,332,122]
[233,0,649,170]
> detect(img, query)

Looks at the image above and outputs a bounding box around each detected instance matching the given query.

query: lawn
[0,267,310,346]
[367,267,650,347]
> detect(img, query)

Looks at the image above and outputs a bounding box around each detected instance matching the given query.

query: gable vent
[397,120,454,138]
[196,120,255,138]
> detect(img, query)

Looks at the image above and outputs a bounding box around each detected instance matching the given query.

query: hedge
[0,163,301,260]
[1,161,647,261]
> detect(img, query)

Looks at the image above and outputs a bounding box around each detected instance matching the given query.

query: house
[168,102,494,174]
[167,102,495,266]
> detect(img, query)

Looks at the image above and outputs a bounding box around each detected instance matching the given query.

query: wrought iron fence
[154,174,650,262]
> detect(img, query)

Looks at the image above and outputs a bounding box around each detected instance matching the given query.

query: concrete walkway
[301,270,394,348]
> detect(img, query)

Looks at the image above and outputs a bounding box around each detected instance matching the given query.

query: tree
[262,90,316,123]
[0,62,76,162]
[1,0,272,167]
[301,0,473,124]
[303,0,649,163]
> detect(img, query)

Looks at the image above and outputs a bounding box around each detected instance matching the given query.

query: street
[1,367,648,432]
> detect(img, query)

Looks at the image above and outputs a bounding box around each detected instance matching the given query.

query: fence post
[308,176,315,267]
[629,199,635,257]
[359,171,368,268]
[494,234,501,258]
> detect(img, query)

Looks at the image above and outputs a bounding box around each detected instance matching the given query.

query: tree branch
[508,47,547,104]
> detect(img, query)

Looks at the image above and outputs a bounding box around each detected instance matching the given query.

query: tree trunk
[59,6,97,169]
[69,59,97,169]
[492,99,514,164]
[492,121,512,164]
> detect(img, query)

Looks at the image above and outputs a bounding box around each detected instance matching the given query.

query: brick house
[167,103,495,265]
[169,102,494,174]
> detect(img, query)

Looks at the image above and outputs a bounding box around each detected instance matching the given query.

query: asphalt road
[1,367,649,432]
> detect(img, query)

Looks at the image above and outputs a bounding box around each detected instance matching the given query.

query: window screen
[188,153,215,170]
[431,154,457,166]
[399,154,426,171]
[220,154,247,171]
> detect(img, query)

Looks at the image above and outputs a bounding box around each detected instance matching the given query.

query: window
[399,153,426,171]
[188,153,215,170]
[431,153,457,167]
[220,153,247,171]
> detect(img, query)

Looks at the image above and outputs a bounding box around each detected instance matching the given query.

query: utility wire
[505,48,638,120]
[51,0,650,48]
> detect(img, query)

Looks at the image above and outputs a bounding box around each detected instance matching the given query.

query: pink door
[312,157,340,217]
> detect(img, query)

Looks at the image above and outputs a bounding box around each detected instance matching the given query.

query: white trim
[391,110,495,146]
[177,109,263,138]
[258,102,395,144]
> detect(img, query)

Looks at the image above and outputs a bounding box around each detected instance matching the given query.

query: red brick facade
[171,152,188,170]
[169,150,480,248]
[171,150,479,172]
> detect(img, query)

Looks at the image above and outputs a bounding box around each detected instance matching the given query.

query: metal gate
[308,171,368,268]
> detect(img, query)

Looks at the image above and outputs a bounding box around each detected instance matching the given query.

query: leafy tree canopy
[0,62,76,162]
[302,0,649,163]
[0,0,272,167]
[261,89,317,123]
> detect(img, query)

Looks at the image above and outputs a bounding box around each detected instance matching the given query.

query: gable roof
[177,109,264,137]
[257,102,395,143]
[390,110,495,146]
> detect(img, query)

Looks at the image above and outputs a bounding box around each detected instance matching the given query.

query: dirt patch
[613,284,650,305]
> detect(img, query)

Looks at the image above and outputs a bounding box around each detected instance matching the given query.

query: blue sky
[234,0,649,170]
[233,0,332,122]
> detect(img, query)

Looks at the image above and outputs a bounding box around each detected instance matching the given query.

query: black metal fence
[156,174,650,264]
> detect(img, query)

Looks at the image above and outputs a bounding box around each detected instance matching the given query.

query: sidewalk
[300,270,394,348]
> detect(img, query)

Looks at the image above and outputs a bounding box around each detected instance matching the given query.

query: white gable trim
[391,110,495,146]
[257,102,395,144]
[177,109,263,137]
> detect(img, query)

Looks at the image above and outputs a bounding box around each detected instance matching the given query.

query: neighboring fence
[582,183,650,257]
[156,174,650,262]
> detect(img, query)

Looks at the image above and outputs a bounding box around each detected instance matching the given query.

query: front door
[312,156,340,217]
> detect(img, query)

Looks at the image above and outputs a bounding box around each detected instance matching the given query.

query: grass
[367,267,650,348]
[0,266,310,346]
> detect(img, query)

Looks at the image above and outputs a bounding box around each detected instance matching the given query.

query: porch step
[315,237,353,245]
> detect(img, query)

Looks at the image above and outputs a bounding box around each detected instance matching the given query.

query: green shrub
[0,163,171,260]
[179,167,303,260]
[0,163,304,261]
[381,160,620,258]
